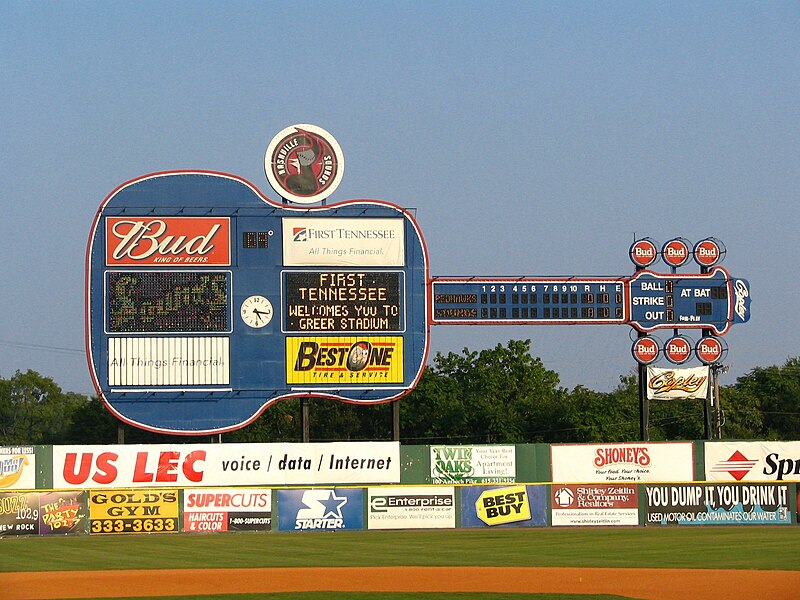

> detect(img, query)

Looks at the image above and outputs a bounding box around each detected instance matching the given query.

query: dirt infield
[3,566,800,600]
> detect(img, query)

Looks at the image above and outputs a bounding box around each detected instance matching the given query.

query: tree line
[1,340,798,446]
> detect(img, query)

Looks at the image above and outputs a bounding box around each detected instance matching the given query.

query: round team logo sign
[631,336,660,365]
[696,336,725,364]
[693,238,724,268]
[664,335,692,364]
[629,238,659,268]
[662,238,691,268]
[265,124,345,204]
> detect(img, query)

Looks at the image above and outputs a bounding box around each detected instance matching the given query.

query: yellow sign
[286,337,404,384]
[89,489,179,534]
[475,485,530,526]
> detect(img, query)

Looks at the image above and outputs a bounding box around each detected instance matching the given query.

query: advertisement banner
[430,446,516,484]
[107,336,230,387]
[645,483,792,526]
[367,486,455,530]
[0,492,41,536]
[551,442,694,483]
[705,441,800,482]
[39,491,88,536]
[460,485,547,528]
[551,484,639,526]
[89,489,179,535]
[286,336,404,384]
[53,442,399,488]
[646,366,709,400]
[105,217,231,266]
[0,446,36,490]
[276,488,363,532]
[183,488,271,533]
[282,218,405,267]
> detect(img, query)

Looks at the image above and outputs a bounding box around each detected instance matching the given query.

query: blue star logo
[319,490,348,519]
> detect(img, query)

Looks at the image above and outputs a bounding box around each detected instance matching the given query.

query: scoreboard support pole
[392,400,401,441]
[638,359,650,442]
[301,398,310,443]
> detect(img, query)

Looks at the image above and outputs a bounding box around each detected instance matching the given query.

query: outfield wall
[2,441,799,536]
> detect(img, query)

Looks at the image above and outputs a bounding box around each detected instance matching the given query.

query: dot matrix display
[107,271,230,333]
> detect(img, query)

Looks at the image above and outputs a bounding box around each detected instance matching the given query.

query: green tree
[728,357,800,440]
[400,366,466,444]
[0,370,87,445]
[564,377,639,442]
[426,340,566,443]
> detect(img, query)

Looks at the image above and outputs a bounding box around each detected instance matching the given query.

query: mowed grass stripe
[2,527,797,572]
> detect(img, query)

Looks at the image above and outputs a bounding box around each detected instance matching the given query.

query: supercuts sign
[86,172,429,434]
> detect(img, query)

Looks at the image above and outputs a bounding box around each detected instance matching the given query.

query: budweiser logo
[648,370,708,394]
[106,217,230,266]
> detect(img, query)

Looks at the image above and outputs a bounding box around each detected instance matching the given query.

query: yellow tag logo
[475,485,530,526]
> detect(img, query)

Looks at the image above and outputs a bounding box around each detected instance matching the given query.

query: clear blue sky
[2,1,798,397]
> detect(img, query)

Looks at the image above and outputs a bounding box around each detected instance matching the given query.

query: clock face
[240,295,273,328]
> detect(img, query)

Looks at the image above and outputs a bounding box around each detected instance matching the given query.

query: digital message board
[86,172,429,434]
[283,271,404,332]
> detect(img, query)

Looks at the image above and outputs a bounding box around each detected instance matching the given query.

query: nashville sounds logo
[265,124,344,204]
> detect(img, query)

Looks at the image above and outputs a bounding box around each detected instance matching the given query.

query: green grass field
[3,527,798,572]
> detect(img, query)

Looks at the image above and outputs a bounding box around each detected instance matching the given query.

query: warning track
[3,566,799,599]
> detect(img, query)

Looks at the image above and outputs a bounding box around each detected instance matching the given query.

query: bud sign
[693,238,724,268]
[696,336,725,364]
[632,337,660,365]
[661,238,691,268]
[664,335,692,364]
[629,239,658,268]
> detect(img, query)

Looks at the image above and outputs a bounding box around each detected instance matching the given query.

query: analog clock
[240,295,273,328]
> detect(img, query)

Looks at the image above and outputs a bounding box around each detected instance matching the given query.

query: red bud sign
[696,336,725,364]
[664,335,692,364]
[662,238,691,268]
[693,238,724,268]
[632,337,659,365]
[629,239,658,268]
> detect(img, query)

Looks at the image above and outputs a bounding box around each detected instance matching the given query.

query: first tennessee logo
[292,227,308,242]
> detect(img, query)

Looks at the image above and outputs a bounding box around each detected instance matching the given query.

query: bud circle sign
[264,124,345,204]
